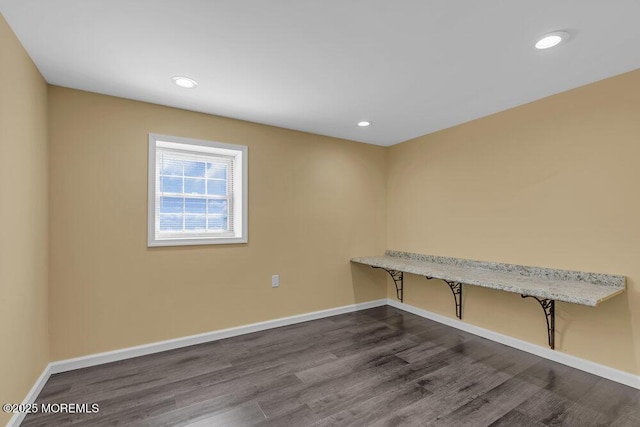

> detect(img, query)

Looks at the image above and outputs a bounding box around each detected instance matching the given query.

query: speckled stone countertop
[351,250,625,306]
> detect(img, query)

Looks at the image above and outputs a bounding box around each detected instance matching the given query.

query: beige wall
[0,14,49,426]
[387,69,640,374]
[48,87,387,360]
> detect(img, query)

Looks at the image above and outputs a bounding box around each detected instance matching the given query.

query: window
[148,134,247,246]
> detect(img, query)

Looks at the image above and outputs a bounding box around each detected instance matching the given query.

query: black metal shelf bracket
[425,277,463,319]
[521,295,555,349]
[444,280,463,320]
[373,267,403,302]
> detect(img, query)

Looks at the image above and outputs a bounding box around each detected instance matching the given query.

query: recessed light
[535,31,570,49]
[172,76,198,88]
[357,121,371,127]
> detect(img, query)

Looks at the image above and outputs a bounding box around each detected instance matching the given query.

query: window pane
[185,178,206,194]
[184,161,206,177]
[207,179,227,195]
[161,158,183,176]
[207,162,227,179]
[160,197,183,214]
[207,215,228,230]
[207,199,228,216]
[160,214,183,231]
[185,215,206,230]
[161,176,183,193]
[185,198,206,213]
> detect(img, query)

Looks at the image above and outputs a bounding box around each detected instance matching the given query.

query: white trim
[49,299,386,374]
[387,298,640,390]
[7,365,52,427]
[8,299,386,426]
[10,297,639,426]
[147,133,248,247]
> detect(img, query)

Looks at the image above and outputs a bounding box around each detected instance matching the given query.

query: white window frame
[148,133,248,247]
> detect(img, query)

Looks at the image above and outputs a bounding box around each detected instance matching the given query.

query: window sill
[147,236,248,247]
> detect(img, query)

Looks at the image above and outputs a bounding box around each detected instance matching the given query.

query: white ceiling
[2,1,640,146]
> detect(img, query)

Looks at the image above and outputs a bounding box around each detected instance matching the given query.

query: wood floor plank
[226,321,386,370]
[174,373,302,411]
[577,377,640,424]
[21,306,640,426]
[180,401,266,426]
[257,362,402,419]
[255,403,320,427]
[610,414,640,427]
[508,383,639,427]
[489,409,547,427]
[364,343,545,425]
[312,382,433,427]
[367,370,514,425]
[136,394,242,427]
[256,347,431,420]
[426,375,542,426]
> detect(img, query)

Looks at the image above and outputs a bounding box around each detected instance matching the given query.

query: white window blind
[148,134,247,246]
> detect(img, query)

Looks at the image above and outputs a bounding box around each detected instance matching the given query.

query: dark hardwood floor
[22,306,640,426]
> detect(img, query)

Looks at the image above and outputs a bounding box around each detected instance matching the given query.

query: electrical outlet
[272,274,280,288]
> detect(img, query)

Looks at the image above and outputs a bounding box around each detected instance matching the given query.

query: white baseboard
[7,365,53,427]
[9,296,638,426]
[7,299,387,426]
[387,298,640,390]
[48,299,387,375]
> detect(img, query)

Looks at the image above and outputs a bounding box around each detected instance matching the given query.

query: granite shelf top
[351,250,625,307]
